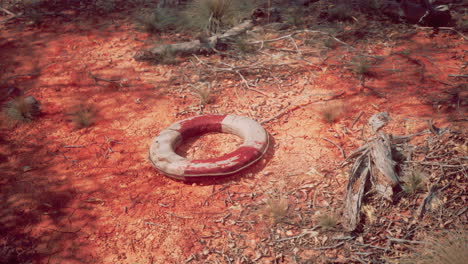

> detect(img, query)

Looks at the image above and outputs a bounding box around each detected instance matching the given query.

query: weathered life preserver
[149,114,269,180]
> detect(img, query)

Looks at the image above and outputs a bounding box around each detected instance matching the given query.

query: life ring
[149,114,269,180]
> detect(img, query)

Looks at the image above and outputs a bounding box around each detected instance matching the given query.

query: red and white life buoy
[149,114,269,180]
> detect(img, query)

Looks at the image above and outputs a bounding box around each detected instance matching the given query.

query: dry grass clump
[402,170,425,195]
[402,231,468,264]
[136,8,181,34]
[183,0,256,34]
[191,81,213,106]
[318,103,344,124]
[315,212,339,231]
[68,103,96,129]
[327,4,353,22]
[3,96,41,123]
[262,195,289,226]
[351,58,371,76]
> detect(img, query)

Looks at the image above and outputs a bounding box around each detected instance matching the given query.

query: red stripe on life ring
[177,114,226,139]
[149,114,269,180]
[184,146,262,176]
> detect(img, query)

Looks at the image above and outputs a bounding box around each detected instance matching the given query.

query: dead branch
[322,137,346,159]
[0,7,18,23]
[135,19,255,61]
[343,151,370,231]
[249,29,355,50]
[417,183,451,219]
[343,113,402,231]
[392,52,426,82]
[350,111,364,129]
[370,132,400,200]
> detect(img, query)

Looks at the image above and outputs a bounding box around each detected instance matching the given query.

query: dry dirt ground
[0,5,467,264]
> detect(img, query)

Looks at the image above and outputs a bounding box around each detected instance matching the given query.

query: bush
[135,8,181,33]
[183,0,257,34]
[68,103,96,129]
[402,231,468,264]
[262,195,289,225]
[315,212,339,231]
[319,103,343,124]
[3,96,41,123]
[327,4,353,22]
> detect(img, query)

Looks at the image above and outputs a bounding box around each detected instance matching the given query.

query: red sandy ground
[0,11,466,264]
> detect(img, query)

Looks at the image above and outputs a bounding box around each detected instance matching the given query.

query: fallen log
[343,112,402,231]
[134,19,255,61]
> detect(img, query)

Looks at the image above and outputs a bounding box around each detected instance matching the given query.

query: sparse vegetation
[284,7,305,27]
[3,96,41,123]
[183,0,257,34]
[402,231,468,264]
[351,58,371,76]
[323,37,339,49]
[315,212,339,231]
[136,8,181,34]
[262,195,289,225]
[327,4,353,22]
[191,81,213,105]
[68,103,96,129]
[319,103,343,124]
[402,169,425,195]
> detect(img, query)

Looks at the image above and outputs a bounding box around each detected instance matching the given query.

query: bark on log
[343,152,370,231]
[370,132,401,201]
[344,112,401,231]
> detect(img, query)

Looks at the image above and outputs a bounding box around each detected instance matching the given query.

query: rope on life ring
[149,114,269,180]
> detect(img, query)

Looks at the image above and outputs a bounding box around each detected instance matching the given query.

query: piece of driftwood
[343,112,402,231]
[370,132,400,200]
[343,151,370,231]
[134,19,255,61]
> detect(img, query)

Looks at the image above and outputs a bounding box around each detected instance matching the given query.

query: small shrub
[136,8,181,34]
[284,7,305,27]
[191,81,213,105]
[95,0,117,14]
[402,170,425,195]
[315,212,339,231]
[319,104,343,124]
[327,5,353,22]
[351,58,371,76]
[68,104,96,129]
[323,37,339,49]
[262,195,289,226]
[3,96,41,123]
[402,231,468,264]
[183,0,256,33]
